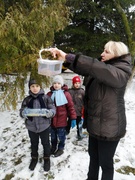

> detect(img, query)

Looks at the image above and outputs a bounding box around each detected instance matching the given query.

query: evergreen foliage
[0,0,70,110]
[0,0,135,110]
[55,0,135,59]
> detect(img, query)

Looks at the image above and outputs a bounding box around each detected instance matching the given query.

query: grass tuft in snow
[4,173,15,180]
[116,166,135,175]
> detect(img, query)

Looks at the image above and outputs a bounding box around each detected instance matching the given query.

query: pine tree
[55,0,135,58]
[0,0,70,110]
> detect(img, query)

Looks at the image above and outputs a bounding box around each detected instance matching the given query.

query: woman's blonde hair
[104,41,129,57]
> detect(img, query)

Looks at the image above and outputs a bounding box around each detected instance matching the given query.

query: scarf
[27,94,45,121]
[51,89,68,106]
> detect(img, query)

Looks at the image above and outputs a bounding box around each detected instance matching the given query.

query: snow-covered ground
[0,72,135,180]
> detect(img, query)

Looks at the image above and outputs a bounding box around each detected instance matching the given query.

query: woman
[47,41,132,180]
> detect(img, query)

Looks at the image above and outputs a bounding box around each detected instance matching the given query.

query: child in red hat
[67,76,85,140]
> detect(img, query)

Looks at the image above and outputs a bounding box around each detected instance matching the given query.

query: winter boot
[44,157,50,171]
[77,135,83,141]
[29,157,38,170]
[54,149,64,157]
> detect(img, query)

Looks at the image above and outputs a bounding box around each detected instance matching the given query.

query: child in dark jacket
[20,79,56,171]
[67,76,85,140]
[47,75,76,157]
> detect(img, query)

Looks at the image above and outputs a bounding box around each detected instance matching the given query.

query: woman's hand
[46,48,67,61]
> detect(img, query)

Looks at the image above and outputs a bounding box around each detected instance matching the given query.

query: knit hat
[72,76,81,84]
[28,79,41,88]
[52,75,64,86]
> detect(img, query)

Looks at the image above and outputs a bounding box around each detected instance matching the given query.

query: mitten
[22,108,29,119]
[71,120,76,128]
[41,109,54,118]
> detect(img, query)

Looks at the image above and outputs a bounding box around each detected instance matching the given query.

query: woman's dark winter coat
[47,85,77,128]
[64,53,132,141]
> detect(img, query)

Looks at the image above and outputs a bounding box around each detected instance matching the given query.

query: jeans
[28,127,50,158]
[87,136,119,180]
[51,127,66,150]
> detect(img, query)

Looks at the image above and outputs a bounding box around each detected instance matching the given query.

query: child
[67,76,85,140]
[47,75,76,157]
[20,79,56,171]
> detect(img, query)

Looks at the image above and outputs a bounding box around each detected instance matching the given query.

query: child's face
[30,84,40,94]
[53,82,62,90]
[73,82,81,89]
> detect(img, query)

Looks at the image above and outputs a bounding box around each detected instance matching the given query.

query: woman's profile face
[101,49,115,62]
